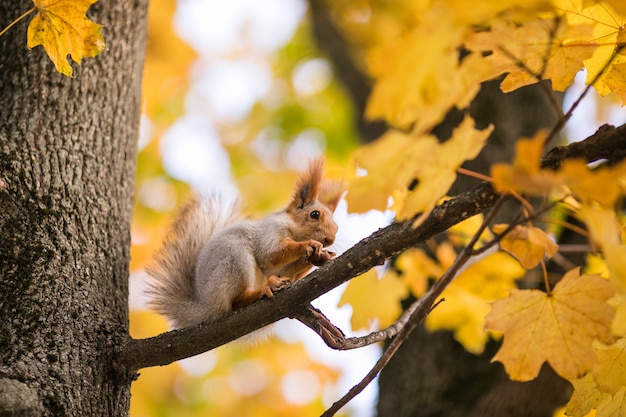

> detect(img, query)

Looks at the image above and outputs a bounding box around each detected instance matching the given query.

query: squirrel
[145,159,343,329]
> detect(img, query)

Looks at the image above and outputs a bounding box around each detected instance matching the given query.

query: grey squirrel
[146,159,343,329]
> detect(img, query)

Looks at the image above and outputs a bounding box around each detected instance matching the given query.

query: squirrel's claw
[265,275,291,297]
[305,240,323,258]
[309,249,335,266]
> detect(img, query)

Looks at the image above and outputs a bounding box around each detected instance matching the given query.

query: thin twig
[0,7,35,38]
[538,17,567,123]
[296,293,445,350]
[293,306,346,349]
[556,244,591,253]
[537,215,590,238]
[539,81,566,124]
[540,260,551,294]
[457,167,493,183]
[321,196,508,417]
[320,298,446,417]
[545,43,626,144]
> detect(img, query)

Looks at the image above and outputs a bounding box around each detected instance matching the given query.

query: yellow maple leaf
[563,160,626,207]
[567,338,626,417]
[27,0,106,77]
[346,129,436,213]
[557,0,626,98]
[396,234,523,354]
[578,204,622,248]
[596,386,626,417]
[602,0,626,15]
[567,372,608,417]
[398,115,492,224]
[577,204,626,291]
[486,268,615,381]
[427,284,492,353]
[364,0,551,130]
[338,269,409,331]
[396,247,443,297]
[603,244,626,292]
[380,217,523,354]
[467,16,596,92]
[447,213,493,247]
[346,115,491,223]
[365,16,484,131]
[612,294,626,337]
[593,339,626,394]
[605,61,626,104]
[493,224,558,269]
[425,251,524,354]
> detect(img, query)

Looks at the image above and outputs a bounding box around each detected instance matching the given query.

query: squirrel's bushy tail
[145,195,240,328]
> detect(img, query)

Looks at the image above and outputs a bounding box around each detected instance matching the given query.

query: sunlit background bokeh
[129,1,386,416]
[127,1,626,416]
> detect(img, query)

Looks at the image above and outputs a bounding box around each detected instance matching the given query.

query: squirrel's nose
[324,237,334,246]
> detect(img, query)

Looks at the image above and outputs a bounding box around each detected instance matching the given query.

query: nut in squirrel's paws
[309,249,336,266]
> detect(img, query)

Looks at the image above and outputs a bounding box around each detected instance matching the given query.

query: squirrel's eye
[310,210,320,220]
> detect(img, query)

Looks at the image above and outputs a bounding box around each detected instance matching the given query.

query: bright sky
[563,70,626,142]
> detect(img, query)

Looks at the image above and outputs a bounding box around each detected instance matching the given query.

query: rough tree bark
[0,0,148,415]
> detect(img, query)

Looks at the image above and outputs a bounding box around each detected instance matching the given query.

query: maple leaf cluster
[337,1,626,416]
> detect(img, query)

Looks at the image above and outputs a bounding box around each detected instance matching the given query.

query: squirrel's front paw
[309,249,336,266]
[305,240,323,259]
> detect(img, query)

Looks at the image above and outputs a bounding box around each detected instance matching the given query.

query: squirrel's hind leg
[231,275,291,310]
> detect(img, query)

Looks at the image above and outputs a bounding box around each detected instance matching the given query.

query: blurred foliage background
[128,1,626,416]
[129,1,367,415]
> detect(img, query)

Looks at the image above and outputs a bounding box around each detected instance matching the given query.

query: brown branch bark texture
[118,122,626,373]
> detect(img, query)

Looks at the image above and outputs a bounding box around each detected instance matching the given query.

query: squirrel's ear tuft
[290,158,323,209]
[319,180,345,212]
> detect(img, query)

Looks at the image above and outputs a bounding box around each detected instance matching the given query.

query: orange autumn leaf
[27,0,105,77]
[492,133,626,205]
[486,268,615,381]
[493,224,558,269]
[562,159,626,207]
[491,132,563,196]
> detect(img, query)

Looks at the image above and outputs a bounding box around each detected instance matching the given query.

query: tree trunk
[0,0,148,415]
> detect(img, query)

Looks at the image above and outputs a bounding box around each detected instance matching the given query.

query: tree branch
[118,181,499,371]
[117,122,626,373]
[542,123,626,168]
[321,195,507,416]
[293,300,430,350]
